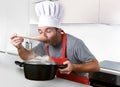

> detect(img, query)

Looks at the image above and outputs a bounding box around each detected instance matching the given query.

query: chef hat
[35,1,63,28]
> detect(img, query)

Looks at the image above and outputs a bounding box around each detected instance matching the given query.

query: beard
[43,33,59,46]
[49,36,58,45]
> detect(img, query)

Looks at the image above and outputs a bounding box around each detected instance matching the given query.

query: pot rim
[24,60,57,65]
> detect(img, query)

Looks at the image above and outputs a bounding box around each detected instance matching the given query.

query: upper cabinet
[30,0,120,24]
[29,0,39,24]
[0,0,7,52]
[29,0,99,24]
[5,0,30,54]
[100,0,120,24]
[59,0,99,23]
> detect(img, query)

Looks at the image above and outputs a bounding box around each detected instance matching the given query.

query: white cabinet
[1,0,120,54]
[59,0,99,23]
[0,0,7,52]
[100,0,120,24]
[29,0,99,24]
[29,0,39,24]
[5,0,30,54]
[28,0,120,24]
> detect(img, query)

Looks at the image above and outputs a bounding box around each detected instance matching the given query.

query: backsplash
[30,24,120,62]
[1,24,120,62]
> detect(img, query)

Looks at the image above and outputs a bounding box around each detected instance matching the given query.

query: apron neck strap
[61,29,66,58]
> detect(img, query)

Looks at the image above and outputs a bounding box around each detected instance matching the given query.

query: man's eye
[38,30,42,34]
[46,29,52,33]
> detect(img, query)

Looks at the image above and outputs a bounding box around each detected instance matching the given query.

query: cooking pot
[15,60,67,81]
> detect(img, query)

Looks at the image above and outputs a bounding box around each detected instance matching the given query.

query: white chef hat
[35,1,63,28]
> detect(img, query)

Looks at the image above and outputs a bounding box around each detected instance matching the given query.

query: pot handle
[15,61,24,67]
[58,64,67,69]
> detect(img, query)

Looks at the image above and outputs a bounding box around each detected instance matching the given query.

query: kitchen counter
[0,53,92,87]
[100,68,120,76]
[100,60,120,76]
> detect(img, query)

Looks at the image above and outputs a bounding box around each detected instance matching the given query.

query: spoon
[18,35,42,41]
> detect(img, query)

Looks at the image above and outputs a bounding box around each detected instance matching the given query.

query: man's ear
[57,28,61,33]
[58,28,64,34]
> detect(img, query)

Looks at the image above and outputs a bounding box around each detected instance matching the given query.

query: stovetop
[100,60,120,72]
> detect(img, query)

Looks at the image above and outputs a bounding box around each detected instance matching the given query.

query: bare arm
[17,45,36,60]
[60,59,100,74]
[72,59,100,72]
[10,34,36,60]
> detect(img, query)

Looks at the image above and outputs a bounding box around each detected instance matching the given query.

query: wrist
[17,45,23,50]
[71,63,76,71]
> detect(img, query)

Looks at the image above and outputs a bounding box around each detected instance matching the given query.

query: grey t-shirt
[32,34,95,78]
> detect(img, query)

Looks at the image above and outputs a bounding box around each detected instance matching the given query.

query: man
[11,1,100,85]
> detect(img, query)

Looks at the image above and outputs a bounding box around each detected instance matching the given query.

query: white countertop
[99,60,120,76]
[100,68,120,76]
[0,52,92,87]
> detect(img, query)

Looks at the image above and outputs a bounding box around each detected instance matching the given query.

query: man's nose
[41,32,47,38]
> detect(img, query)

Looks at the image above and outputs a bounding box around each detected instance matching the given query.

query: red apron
[46,30,89,85]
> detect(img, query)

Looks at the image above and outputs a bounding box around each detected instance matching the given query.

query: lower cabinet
[90,79,120,87]
[89,72,120,87]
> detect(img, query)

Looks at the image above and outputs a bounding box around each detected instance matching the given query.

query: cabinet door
[29,0,39,24]
[6,0,29,54]
[59,0,99,23]
[100,0,120,24]
[30,0,99,24]
[0,0,7,52]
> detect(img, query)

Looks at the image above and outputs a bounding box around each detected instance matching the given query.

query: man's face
[38,26,59,45]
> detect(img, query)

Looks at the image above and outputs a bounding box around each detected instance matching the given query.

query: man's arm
[17,45,36,60]
[10,34,36,60]
[72,59,100,72]
[60,59,100,74]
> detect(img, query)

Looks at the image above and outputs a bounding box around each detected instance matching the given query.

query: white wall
[29,23,120,62]
[0,0,7,52]
[60,24,120,62]
[1,23,120,62]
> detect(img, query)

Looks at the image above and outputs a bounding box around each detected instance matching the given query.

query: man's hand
[59,59,100,74]
[59,61,74,75]
[10,33,24,49]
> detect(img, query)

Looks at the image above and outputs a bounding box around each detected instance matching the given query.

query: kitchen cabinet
[0,0,7,52]
[0,0,37,54]
[29,0,99,24]
[29,0,39,24]
[59,0,99,23]
[30,0,120,24]
[99,0,120,24]
[1,0,120,54]
[5,0,30,54]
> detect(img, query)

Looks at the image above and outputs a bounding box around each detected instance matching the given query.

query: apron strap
[56,72,90,85]
[60,29,66,58]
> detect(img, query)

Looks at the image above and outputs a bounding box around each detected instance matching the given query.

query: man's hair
[54,27,59,30]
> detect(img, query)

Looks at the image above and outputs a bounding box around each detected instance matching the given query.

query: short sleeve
[74,40,95,62]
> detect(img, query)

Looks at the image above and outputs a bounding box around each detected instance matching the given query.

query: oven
[89,60,120,87]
